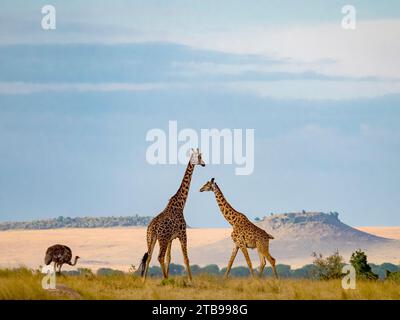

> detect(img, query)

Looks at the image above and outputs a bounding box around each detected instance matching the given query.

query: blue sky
[0,1,399,227]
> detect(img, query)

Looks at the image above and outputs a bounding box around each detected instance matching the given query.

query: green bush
[386,270,400,282]
[190,265,202,275]
[312,250,345,280]
[201,264,220,275]
[229,267,250,277]
[97,268,124,276]
[148,266,162,277]
[168,263,185,276]
[350,250,378,280]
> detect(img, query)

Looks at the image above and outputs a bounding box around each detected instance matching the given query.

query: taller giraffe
[139,149,205,282]
[200,178,278,278]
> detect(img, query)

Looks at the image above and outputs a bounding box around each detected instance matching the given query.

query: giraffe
[139,149,205,282]
[200,178,278,278]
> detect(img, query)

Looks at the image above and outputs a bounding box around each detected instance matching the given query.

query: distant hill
[0,215,153,231]
[254,211,391,260]
[190,211,398,267]
[257,211,388,244]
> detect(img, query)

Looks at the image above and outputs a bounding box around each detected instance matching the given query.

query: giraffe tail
[267,234,274,240]
[138,252,149,277]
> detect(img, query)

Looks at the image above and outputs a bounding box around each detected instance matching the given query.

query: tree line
[135,260,399,280]
[0,215,153,231]
[68,250,399,280]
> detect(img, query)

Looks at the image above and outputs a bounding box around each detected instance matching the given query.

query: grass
[0,268,399,300]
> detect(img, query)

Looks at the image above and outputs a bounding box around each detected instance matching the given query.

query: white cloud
[2,17,400,100]
[171,62,271,76]
[0,82,177,94]
[170,20,400,79]
[219,80,400,100]
[2,17,399,80]
[2,79,400,100]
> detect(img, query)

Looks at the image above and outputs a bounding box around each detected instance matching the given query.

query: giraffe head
[189,148,206,167]
[199,177,216,192]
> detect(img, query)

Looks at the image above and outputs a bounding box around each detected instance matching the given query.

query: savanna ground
[1,227,399,271]
[1,268,400,300]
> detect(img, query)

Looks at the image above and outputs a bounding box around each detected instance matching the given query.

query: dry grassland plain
[1,268,400,300]
[0,227,399,272]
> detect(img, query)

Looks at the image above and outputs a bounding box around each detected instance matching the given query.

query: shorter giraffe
[200,178,278,278]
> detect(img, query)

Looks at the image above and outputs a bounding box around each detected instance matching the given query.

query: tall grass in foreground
[0,268,399,300]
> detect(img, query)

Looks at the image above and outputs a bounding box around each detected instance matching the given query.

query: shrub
[190,265,202,275]
[148,266,163,277]
[97,268,124,276]
[312,250,345,280]
[201,264,220,275]
[349,250,378,280]
[168,263,185,276]
[386,270,400,282]
[229,267,250,277]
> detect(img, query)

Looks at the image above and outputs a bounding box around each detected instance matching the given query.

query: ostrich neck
[70,256,79,266]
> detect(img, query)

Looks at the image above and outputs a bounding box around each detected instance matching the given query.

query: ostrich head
[44,253,52,265]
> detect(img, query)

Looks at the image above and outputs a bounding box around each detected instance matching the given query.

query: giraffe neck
[213,183,238,226]
[169,161,195,210]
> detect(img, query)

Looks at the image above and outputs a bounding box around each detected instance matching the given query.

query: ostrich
[44,244,80,273]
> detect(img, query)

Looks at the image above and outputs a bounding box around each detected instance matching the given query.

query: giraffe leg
[264,251,278,278]
[224,245,239,278]
[142,237,157,282]
[259,239,278,278]
[240,246,254,277]
[165,240,173,277]
[258,248,266,277]
[158,240,169,279]
[178,234,192,281]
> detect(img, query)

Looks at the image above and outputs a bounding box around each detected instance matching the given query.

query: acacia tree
[350,250,378,280]
[312,250,345,280]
